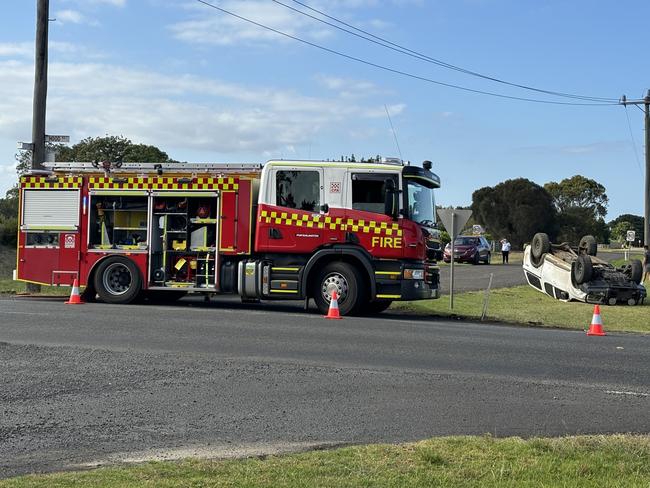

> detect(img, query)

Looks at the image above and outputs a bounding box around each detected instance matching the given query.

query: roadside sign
[17,142,34,151]
[437,209,472,237]
[472,224,484,235]
[626,230,636,242]
[436,208,472,310]
[45,135,70,143]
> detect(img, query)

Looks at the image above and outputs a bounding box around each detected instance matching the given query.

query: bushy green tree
[60,136,174,164]
[471,178,556,249]
[544,175,608,243]
[608,214,644,244]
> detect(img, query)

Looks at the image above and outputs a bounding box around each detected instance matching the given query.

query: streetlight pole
[620,90,650,246]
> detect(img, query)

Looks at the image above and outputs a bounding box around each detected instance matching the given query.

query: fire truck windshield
[406,179,435,226]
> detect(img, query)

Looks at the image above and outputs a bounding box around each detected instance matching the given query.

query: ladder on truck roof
[43,161,263,174]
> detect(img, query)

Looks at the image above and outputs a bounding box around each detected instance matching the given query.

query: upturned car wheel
[572,254,593,285]
[532,233,550,260]
[628,260,643,284]
[579,235,598,256]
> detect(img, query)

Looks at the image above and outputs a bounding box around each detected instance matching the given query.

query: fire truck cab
[16,158,441,315]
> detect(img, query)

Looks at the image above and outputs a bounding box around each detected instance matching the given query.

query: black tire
[142,290,187,303]
[363,300,393,315]
[579,235,597,256]
[94,256,142,304]
[532,233,550,260]
[629,260,643,284]
[313,261,366,316]
[473,252,480,265]
[81,284,97,303]
[572,255,593,285]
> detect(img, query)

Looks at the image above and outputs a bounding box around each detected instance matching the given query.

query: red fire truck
[15,158,442,315]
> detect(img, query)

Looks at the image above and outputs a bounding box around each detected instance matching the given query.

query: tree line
[470,175,643,249]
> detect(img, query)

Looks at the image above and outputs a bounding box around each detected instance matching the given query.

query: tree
[544,175,609,243]
[610,220,634,242]
[0,136,175,248]
[60,136,174,164]
[609,214,644,245]
[544,175,608,218]
[471,178,556,249]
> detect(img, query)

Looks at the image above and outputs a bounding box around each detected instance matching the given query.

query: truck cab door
[256,167,325,253]
[345,171,403,259]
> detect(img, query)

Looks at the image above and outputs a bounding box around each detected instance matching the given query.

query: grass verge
[2,435,649,487]
[397,285,650,334]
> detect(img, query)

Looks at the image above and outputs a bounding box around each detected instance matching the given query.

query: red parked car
[443,235,491,264]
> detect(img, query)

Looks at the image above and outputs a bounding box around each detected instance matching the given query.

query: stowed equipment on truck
[16,158,442,315]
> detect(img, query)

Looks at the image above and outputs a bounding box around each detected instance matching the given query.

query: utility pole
[31,0,49,171]
[620,90,650,246]
[26,0,49,295]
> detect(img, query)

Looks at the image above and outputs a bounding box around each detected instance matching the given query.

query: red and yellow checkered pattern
[260,210,402,237]
[20,176,82,189]
[88,176,238,191]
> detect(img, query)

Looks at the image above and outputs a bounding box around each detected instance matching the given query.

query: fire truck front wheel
[94,257,142,304]
[313,262,366,316]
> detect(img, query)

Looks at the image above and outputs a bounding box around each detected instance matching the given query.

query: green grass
[2,435,649,487]
[397,285,650,334]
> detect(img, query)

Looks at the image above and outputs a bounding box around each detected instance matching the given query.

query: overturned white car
[523,233,646,306]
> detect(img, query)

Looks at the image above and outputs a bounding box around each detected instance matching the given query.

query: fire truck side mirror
[384,179,399,220]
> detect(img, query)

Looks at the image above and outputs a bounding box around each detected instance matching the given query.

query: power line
[384,105,402,161]
[623,105,643,174]
[196,0,617,106]
[277,0,617,103]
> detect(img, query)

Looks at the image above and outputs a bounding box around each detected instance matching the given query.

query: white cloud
[56,10,84,24]
[170,1,334,46]
[55,9,99,26]
[0,43,32,57]
[0,60,404,157]
[314,74,387,98]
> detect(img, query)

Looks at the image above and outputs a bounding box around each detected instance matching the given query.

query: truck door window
[352,174,398,214]
[276,170,320,212]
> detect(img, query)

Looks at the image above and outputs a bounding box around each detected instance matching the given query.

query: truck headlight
[404,269,424,280]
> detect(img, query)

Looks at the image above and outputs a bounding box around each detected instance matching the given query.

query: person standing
[644,245,650,284]
[500,238,511,264]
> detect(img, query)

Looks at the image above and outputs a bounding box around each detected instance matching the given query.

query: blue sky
[1,0,648,220]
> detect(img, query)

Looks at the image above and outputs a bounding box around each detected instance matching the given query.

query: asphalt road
[438,262,524,293]
[1,296,649,477]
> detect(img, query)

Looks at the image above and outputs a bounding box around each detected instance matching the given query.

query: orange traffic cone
[65,279,85,305]
[324,290,342,319]
[586,304,605,336]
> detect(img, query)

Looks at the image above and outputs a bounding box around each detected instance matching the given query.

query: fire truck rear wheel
[313,262,366,316]
[94,257,142,304]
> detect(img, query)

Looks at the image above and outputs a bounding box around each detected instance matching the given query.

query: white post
[481,273,494,321]
[449,212,456,310]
